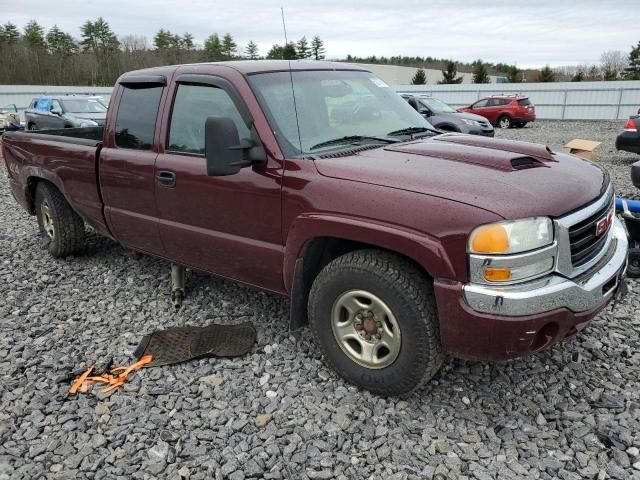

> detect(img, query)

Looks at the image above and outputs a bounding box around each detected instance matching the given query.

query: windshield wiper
[387,126,441,137]
[310,135,399,151]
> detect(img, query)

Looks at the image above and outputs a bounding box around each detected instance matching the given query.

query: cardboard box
[563,139,601,161]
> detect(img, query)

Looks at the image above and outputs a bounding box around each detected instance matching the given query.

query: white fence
[393,80,640,121]
[2,80,640,121]
[0,85,114,117]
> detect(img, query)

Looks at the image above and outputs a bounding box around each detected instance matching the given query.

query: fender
[283,212,455,294]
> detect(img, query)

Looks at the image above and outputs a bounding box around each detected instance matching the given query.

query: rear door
[154,73,284,292]
[99,77,167,255]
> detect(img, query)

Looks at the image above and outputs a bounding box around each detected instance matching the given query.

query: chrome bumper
[463,218,628,316]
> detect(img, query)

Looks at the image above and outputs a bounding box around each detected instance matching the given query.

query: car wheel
[35,182,85,257]
[308,249,444,396]
[627,247,640,278]
[28,123,38,131]
[498,115,512,129]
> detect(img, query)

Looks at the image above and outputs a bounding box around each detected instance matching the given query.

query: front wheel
[308,250,444,396]
[498,115,512,129]
[35,182,85,257]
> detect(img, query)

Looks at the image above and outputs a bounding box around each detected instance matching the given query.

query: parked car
[2,61,628,395]
[25,95,108,130]
[0,104,22,133]
[401,94,494,136]
[615,115,640,155]
[457,95,536,129]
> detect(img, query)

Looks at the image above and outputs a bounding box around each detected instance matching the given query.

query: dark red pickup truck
[2,61,629,395]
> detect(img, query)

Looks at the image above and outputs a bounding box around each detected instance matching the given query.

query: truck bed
[2,126,109,236]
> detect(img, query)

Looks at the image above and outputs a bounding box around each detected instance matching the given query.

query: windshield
[248,70,433,156]
[60,98,107,114]
[418,97,457,114]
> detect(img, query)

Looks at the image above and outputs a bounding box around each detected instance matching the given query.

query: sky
[4,0,638,68]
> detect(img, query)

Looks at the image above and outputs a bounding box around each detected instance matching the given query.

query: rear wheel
[308,250,444,396]
[498,115,512,129]
[35,182,85,257]
[628,247,640,278]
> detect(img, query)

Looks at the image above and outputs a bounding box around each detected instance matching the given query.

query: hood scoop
[433,133,556,162]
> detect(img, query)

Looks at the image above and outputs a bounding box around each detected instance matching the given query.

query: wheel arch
[285,214,453,330]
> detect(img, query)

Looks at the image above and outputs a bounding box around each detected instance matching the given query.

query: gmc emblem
[595,212,613,237]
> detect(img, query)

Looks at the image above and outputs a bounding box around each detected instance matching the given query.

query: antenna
[281,7,288,59]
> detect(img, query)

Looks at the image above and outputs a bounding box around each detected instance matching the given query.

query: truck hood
[313,134,609,219]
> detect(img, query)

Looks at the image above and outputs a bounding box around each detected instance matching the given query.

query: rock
[200,375,224,388]
[148,441,169,462]
[536,413,547,426]
[627,447,639,457]
[255,414,272,428]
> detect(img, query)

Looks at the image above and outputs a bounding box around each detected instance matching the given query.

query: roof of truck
[122,60,369,78]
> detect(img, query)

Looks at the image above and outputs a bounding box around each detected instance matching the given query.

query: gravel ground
[0,121,639,480]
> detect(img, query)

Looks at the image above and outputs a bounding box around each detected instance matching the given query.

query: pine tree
[411,68,427,85]
[266,43,297,60]
[506,66,521,83]
[46,26,77,56]
[80,17,119,55]
[221,33,237,59]
[245,40,259,59]
[311,36,325,60]
[439,61,462,84]
[204,33,222,60]
[153,29,173,50]
[571,70,585,82]
[624,41,640,80]
[296,36,311,59]
[181,33,194,51]
[472,60,489,84]
[1,23,20,43]
[538,65,555,82]
[23,20,46,49]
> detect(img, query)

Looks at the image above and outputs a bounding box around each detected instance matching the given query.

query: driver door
[154,74,285,293]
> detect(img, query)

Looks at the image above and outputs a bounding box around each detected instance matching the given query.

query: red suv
[457,95,536,129]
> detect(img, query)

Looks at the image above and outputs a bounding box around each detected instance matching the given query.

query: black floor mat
[133,323,256,366]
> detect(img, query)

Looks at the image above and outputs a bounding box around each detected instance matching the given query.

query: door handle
[157,170,176,188]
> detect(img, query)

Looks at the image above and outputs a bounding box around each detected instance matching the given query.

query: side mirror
[204,116,266,176]
[420,109,432,117]
[51,107,62,115]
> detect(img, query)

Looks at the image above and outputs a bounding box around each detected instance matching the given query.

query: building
[353,63,506,85]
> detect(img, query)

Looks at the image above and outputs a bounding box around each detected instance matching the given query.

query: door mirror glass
[51,107,62,115]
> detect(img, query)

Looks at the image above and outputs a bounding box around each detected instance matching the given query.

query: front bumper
[468,128,495,137]
[434,218,628,360]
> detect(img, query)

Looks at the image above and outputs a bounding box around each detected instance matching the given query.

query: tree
[153,29,173,50]
[221,33,237,59]
[472,60,489,84]
[296,36,311,59]
[411,68,427,85]
[46,26,77,56]
[537,65,555,82]
[181,33,194,51]
[624,41,640,80]
[506,66,521,83]
[311,36,325,60]
[1,23,20,44]
[600,50,627,81]
[267,42,297,60]
[80,17,119,55]
[245,40,259,59]
[204,33,222,60]
[571,70,585,82]
[439,61,462,84]
[23,20,46,49]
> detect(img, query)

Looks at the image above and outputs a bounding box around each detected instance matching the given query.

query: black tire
[497,115,512,129]
[308,249,444,396]
[627,248,640,278]
[34,182,85,257]
[515,122,527,128]
[28,123,38,131]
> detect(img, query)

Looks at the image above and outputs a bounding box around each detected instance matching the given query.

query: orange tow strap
[68,355,153,394]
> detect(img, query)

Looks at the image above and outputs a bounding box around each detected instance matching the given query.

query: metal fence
[394,80,640,121]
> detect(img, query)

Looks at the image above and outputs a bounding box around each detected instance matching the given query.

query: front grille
[568,196,613,267]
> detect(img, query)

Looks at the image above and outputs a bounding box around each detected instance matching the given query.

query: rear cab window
[115,86,163,149]
[517,98,531,106]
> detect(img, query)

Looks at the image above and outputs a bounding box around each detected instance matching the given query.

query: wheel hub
[41,200,55,239]
[331,290,401,369]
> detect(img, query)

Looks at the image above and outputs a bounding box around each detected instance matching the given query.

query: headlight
[469,217,553,255]
[460,118,481,127]
[79,120,98,127]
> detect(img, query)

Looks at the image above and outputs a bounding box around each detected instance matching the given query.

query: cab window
[167,83,250,155]
[115,86,163,150]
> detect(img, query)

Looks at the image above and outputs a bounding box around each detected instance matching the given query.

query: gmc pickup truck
[2,61,629,395]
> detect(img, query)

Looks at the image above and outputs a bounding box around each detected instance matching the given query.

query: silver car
[25,95,108,131]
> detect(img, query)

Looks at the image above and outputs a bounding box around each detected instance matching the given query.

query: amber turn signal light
[483,267,512,282]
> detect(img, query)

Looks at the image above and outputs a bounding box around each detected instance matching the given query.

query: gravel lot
[1,121,639,480]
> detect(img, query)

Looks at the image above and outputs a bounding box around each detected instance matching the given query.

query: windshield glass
[60,98,107,114]
[248,70,433,156]
[418,97,457,114]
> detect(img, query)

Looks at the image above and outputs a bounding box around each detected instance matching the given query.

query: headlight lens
[460,118,481,127]
[79,120,98,127]
[469,217,553,254]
